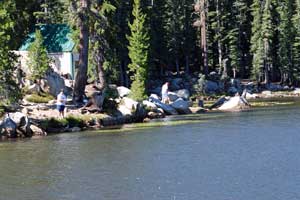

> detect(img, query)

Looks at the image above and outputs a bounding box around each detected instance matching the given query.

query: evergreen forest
[1,0,300,102]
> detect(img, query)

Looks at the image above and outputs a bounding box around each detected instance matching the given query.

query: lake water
[1,104,300,200]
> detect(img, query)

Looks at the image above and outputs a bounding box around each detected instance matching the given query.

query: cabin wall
[14,51,77,80]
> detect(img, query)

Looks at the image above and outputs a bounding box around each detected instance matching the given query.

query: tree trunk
[200,0,208,75]
[216,0,223,75]
[97,56,106,91]
[185,55,190,74]
[73,0,90,103]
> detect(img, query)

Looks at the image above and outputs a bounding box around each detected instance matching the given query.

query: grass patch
[64,115,85,128]
[26,93,54,103]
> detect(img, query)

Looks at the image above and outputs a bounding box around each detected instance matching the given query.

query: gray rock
[142,100,157,111]
[174,89,190,100]
[45,71,65,96]
[122,97,138,111]
[9,112,26,127]
[268,83,283,91]
[117,105,132,116]
[210,96,228,109]
[227,87,238,95]
[149,97,178,115]
[1,114,17,137]
[168,92,179,102]
[170,98,192,114]
[9,112,32,137]
[150,94,160,100]
[205,80,219,94]
[218,96,250,111]
[117,86,131,97]
[28,84,40,94]
[30,125,46,136]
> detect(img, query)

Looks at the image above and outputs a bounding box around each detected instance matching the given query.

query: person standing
[57,89,67,118]
[161,82,170,104]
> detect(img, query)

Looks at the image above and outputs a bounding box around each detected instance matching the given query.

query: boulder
[0,115,17,138]
[174,89,190,100]
[9,112,32,137]
[118,97,139,116]
[9,112,26,127]
[142,100,157,111]
[227,87,238,95]
[168,92,180,102]
[117,105,132,116]
[30,124,46,136]
[149,96,178,115]
[218,96,250,111]
[293,88,300,94]
[44,71,65,96]
[205,80,219,94]
[27,84,40,94]
[210,96,229,109]
[122,97,138,111]
[117,86,131,97]
[170,98,192,114]
[268,83,283,91]
[150,94,160,100]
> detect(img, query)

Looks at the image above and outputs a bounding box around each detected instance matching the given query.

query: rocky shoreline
[1,86,300,140]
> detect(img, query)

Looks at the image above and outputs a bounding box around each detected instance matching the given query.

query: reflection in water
[1,105,300,200]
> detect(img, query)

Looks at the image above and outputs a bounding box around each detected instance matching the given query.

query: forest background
[1,0,300,103]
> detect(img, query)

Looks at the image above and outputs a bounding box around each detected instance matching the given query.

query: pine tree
[0,1,21,103]
[250,0,264,82]
[292,0,300,83]
[27,29,50,82]
[277,0,294,84]
[127,0,150,101]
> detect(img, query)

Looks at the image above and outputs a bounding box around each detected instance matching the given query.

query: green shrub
[40,117,68,130]
[65,115,85,128]
[26,93,53,103]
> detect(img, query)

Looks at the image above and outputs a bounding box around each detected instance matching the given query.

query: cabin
[15,24,78,79]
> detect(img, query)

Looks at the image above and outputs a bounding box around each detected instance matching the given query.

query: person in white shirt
[161,82,170,104]
[57,89,67,118]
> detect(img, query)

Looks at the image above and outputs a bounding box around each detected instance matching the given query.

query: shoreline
[31,93,300,134]
[1,91,300,140]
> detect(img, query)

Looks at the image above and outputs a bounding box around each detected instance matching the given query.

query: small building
[15,24,78,79]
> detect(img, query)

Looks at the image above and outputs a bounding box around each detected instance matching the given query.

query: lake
[1,103,300,200]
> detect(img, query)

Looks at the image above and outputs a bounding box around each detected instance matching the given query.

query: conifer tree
[292,0,300,83]
[0,0,20,103]
[250,0,264,81]
[261,0,275,84]
[27,29,50,84]
[127,0,150,101]
[277,0,294,84]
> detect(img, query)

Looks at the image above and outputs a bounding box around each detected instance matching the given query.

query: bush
[40,117,68,130]
[65,116,85,128]
[26,93,53,103]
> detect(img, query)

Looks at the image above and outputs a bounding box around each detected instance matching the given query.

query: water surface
[1,105,300,200]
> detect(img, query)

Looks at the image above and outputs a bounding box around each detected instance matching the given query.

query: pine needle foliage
[127,0,150,101]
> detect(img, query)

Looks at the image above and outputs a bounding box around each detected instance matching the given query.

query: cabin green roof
[19,24,75,53]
